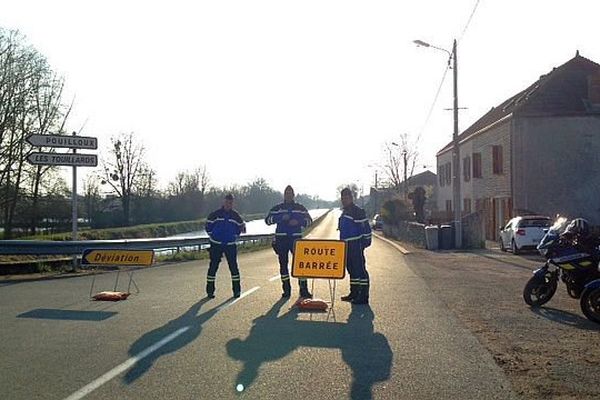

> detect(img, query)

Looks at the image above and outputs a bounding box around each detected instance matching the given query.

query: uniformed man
[339,187,372,304]
[266,185,313,298]
[205,193,246,298]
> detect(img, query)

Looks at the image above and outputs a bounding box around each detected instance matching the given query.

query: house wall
[513,115,600,224]
[437,118,512,236]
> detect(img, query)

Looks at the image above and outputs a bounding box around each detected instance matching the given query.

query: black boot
[206,281,215,299]
[299,280,312,299]
[282,280,291,298]
[232,280,241,298]
[351,285,369,305]
[341,284,357,302]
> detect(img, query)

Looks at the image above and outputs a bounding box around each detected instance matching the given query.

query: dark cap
[341,188,353,197]
[224,193,234,201]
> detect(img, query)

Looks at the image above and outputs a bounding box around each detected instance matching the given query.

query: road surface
[0,210,515,399]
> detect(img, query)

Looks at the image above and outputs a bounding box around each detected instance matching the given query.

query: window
[445,162,451,185]
[463,198,472,214]
[472,152,482,178]
[463,156,471,182]
[445,200,452,213]
[438,165,444,187]
[492,145,503,174]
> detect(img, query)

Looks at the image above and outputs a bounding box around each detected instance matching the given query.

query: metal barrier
[0,234,275,256]
[0,209,332,257]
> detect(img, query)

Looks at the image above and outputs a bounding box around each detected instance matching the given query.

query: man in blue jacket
[265,185,313,298]
[339,187,372,304]
[205,193,246,298]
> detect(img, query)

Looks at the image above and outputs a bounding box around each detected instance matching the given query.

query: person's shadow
[227,300,392,400]
[123,297,229,384]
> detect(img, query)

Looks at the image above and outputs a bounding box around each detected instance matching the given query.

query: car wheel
[499,238,506,252]
[512,239,520,255]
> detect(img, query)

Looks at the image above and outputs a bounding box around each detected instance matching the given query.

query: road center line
[63,286,261,400]
[268,274,281,282]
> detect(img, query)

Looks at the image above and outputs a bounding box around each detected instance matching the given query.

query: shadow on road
[16,308,117,321]
[474,251,539,271]
[123,297,228,384]
[227,299,392,400]
[531,306,600,331]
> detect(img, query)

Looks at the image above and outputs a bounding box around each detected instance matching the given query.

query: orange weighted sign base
[294,297,329,311]
[92,291,130,301]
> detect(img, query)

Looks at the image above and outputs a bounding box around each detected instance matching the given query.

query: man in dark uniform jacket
[205,193,246,298]
[338,187,372,304]
[265,185,313,298]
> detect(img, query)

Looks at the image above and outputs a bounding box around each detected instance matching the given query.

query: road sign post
[292,239,347,310]
[26,132,98,271]
[83,249,155,298]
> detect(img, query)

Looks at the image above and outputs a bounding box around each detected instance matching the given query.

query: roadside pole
[72,131,78,271]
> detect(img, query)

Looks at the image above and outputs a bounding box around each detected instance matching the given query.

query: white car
[499,215,552,254]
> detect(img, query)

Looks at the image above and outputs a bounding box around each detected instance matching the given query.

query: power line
[415,62,451,145]
[458,0,481,41]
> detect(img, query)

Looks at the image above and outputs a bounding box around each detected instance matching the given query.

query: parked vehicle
[499,215,552,254]
[371,214,383,230]
[522,217,600,323]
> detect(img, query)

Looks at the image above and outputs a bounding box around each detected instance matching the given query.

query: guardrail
[0,234,275,256]
[0,209,333,257]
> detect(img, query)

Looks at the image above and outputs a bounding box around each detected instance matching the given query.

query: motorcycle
[522,217,600,323]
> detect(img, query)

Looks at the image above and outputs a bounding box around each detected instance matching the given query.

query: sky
[1,0,599,200]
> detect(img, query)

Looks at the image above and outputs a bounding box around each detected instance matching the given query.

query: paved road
[0,211,516,399]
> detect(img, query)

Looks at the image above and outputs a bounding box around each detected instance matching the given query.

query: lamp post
[390,142,409,200]
[414,38,462,248]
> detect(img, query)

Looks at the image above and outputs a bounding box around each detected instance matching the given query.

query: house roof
[406,170,437,186]
[437,53,600,155]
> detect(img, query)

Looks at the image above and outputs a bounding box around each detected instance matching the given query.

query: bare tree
[0,28,69,237]
[382,133,419,197]
[100,132,148,226]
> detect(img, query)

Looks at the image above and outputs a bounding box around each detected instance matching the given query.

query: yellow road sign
[82,249,154,266]
[292,240,346,279]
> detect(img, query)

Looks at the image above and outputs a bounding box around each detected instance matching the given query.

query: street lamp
[367,164,380,189]
[414,38,462,248]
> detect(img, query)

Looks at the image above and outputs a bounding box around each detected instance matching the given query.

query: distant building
[368,170,437,217]
[436,53,600,240]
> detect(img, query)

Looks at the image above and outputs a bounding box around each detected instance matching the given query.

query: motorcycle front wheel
[580,287,600,324]
[523,275,557,306]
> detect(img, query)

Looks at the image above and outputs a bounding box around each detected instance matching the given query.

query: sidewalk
[378,234,600,400]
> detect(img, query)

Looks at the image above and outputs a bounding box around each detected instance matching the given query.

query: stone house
[436,53,600,240]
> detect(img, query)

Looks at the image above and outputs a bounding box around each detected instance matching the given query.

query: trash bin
[439,225,453,250]
[425,225,439,250]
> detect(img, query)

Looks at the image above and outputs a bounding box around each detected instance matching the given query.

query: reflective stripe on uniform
[281,274,290,281]
[344,235,363,241]
[209,238,222,244]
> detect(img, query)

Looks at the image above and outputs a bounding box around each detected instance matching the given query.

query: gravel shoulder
[393,241,600,399]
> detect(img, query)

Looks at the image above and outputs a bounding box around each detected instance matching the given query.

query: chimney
[589,70,600,104]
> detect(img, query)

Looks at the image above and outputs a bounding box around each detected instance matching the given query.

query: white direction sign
[27,152,98,167]
[26,134,98,150]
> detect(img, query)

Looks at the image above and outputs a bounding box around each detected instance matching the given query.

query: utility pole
[403,150,408,200]
[452,39,462,248]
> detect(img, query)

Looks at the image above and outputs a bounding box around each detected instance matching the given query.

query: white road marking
[63,286,261,400]
[269,274,281,282]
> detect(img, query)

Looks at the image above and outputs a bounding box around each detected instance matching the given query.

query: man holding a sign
[339,187,372,304]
